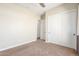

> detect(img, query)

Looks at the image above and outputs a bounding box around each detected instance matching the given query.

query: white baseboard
[0,40,35,51]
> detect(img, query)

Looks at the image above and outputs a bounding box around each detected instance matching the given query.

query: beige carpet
[0,40,78,56]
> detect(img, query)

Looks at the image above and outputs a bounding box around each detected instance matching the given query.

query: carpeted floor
[0,40,78,56]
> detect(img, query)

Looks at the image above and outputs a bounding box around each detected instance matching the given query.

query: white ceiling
[18,3,62,16]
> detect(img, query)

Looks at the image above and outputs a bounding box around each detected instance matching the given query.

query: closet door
[46,10,77,49]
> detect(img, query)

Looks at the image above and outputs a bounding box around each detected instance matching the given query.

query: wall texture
[0,4,40,51]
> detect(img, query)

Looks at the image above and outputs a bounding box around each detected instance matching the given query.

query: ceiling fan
[39,3,45,8]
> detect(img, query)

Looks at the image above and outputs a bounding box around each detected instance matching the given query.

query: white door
[40,19,45,39]
[46,10,77,49]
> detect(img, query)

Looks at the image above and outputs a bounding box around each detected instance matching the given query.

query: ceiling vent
[39,3,45,8]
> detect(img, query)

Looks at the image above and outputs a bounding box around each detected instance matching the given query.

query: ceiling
[18,3,62,16]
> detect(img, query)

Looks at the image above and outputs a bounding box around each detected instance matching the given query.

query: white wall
[37,20,41,38]
[40,19,45,39]
[37,19,45,39]
[0,4,40,51]
[37,14,45,40]
[46,4,77,49]
[77,5,79,35]
[40,14,45,39]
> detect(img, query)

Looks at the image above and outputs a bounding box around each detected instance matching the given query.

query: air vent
[39,3,45,8]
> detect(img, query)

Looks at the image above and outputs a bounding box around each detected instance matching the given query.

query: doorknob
[73,34,76,36]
